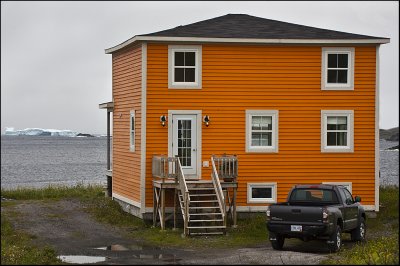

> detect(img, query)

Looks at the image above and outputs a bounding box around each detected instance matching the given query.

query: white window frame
[247,182,277,203]
[130,110,135,152]
[321,110,354,153]
[322,182,352,193]
[246,110,278,153]
[321,47,355,90]
[168,45,202,89]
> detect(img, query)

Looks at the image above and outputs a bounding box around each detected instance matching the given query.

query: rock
[389,133,399,142]
[380,127,399,141]
[387,145,399,150]
[76,133,95,137]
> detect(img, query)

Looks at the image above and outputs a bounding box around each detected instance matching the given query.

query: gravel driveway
[2,199,332,265]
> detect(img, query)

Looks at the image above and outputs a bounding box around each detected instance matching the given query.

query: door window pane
[177,119,192,167]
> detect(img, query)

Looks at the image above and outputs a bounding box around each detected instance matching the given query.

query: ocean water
[0,136,398,189]
[1,136,108,189]
[379,139,399,187]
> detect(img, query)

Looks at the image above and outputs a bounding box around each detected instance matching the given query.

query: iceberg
[4,127,79,137]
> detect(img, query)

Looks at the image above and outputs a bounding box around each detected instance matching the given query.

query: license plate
[291,225,302,232]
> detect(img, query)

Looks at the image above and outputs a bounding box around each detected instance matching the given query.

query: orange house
[99,14,389,231]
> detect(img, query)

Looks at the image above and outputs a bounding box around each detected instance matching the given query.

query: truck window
[290,188,339,203]
[342,188,354,205]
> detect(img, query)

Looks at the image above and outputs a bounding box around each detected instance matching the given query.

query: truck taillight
[322,208,329,223]
[266,206,271,220]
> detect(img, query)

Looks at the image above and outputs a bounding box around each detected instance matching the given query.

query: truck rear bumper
[267,223,334,239]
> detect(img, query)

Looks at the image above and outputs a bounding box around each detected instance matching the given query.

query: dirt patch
[2,199,330,264]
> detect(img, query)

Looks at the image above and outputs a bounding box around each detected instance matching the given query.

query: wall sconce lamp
[203,115,210,127]
[160,115,167,127]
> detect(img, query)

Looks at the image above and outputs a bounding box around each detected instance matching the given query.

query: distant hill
[380,127,399,141]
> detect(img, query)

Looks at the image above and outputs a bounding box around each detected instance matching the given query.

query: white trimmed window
[130,110,135,152]
[168,45,202,89]
[321,47,354,90]
[247,183,277,203]
[246,110,278,153]
[321,110,354,153]
[322,182,352,193]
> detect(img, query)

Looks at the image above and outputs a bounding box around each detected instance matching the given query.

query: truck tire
[328,225,342,252]
[351,217,366,242]
[270,233,285,250]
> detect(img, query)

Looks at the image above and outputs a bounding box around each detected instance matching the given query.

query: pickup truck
[266,184,366,252]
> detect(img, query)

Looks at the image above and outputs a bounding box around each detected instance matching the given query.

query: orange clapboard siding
[112,43,142,202]
[145,43,376,208]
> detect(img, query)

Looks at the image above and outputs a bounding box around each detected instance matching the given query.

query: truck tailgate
[270,204,324,223]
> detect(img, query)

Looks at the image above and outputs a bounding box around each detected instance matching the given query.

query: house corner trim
[375,45,380,212]
[140,42,147,213]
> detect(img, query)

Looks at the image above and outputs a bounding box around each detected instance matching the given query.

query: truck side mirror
[354,196,361,203]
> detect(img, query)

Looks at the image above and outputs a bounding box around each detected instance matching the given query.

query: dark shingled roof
[141,14,386,40]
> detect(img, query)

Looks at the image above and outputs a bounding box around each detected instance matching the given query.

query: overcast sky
[1,1,399,134]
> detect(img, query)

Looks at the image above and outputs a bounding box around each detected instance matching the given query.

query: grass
[1,214,61,265]
[83,195,268,248]
[1,183,104,200]
[321,185,399,265]
[2,184,398,264]
[128,213,268,249]
[1,183,104,265]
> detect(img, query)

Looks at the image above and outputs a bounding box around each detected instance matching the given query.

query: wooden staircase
[178,181,226,235]
[152,154,237,236]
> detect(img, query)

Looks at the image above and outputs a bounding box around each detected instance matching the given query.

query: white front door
[172,114,198,177]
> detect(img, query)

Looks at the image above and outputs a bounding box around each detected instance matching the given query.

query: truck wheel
[328,225,342,252]
[270,233,285,250]
[351,217,366,242]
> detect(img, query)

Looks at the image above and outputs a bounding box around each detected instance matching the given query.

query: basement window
[168,45,202,89]
[247,183,277,203]
[321,47,354,90]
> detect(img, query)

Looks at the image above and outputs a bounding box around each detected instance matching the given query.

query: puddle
[57,255,107,264]
[94,244,130,251]
[93,243,161,251]
[91,244,181,262]
[132,253,182,262]
[159,254,182,263]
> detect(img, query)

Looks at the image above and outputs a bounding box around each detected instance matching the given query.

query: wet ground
[1,199,351,265]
